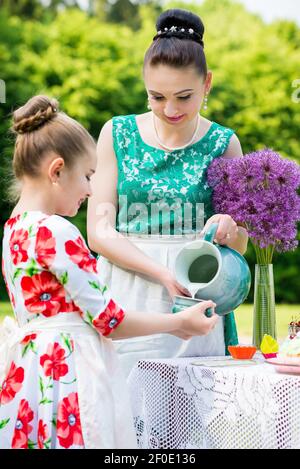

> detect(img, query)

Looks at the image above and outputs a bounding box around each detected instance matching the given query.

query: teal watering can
[172,223,251,316]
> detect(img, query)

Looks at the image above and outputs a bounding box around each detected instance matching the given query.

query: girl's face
[144,64,211,126]
[54,150,97,217]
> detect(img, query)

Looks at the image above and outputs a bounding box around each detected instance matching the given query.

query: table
[127,355,300,449]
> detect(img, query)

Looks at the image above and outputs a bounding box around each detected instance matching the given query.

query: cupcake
[288,319,300,339]
[278,332,300,364]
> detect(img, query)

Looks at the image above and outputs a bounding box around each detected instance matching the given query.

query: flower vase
[252,264,277,348]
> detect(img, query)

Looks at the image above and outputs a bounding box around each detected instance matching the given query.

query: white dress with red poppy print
[0,211,137,449]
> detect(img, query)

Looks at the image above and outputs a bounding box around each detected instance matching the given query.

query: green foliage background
[0,0,299,302]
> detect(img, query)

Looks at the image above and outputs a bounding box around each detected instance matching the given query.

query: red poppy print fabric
[9,229,30,265]
[0,362,24,405]
[21,271,66,317]
[92,299,125,336]
[40,342,69,380]
[0,211,133,449]
[11,399,34,449]
[65,236,97,273]
[56,392,84,448]
[35,226,56,269]
[3,211,125,332]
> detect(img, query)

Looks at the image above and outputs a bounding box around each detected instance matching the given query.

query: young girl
[0,95,217,449]
[87,8,249,377]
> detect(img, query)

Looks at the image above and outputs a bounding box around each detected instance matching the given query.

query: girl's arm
[109,301,218,340]
[35,216,218,339]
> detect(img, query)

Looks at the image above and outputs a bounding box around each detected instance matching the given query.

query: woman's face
[144,64,211,126]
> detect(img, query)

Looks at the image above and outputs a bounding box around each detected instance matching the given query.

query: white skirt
[0,313,137,449]
[97,235,225,378]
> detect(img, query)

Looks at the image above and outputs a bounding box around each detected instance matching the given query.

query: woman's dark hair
[143,9,207,77]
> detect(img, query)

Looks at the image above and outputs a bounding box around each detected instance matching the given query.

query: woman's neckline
[132,114,217,154]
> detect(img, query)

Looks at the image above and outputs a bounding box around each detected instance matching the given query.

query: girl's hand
[177,300,218,337]
[158,269,191,300]
[200,214,239,246]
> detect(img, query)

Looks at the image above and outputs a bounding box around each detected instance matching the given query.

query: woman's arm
[86,120,189,297]
[222,133,243,159]
[226,225,248,255]
[219,134,249,255]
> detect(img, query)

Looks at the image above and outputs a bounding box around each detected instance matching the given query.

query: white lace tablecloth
[127,354,300,449]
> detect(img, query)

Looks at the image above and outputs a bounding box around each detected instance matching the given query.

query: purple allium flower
[207,149,300,256]
[206,157,235,188]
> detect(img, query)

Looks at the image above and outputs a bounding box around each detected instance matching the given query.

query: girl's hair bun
[12,95,59,134]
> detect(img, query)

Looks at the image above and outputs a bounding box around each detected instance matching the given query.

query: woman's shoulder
[101,114,136,137]
[111,113,136,126]
[109,114,138,147]
[211,121,243,158]
[100,114,136,134]
[211,119,235,135]
[111,112,153,127]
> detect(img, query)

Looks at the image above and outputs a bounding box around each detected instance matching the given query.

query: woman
[87,8,248,377]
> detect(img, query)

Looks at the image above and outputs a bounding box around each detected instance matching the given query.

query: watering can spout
[187,282,208,298]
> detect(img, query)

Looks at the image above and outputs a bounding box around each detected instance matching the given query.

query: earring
[203,93,208,111]
[147,99,151,110]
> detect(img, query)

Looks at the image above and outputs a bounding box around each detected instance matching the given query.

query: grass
[235,303,299,343]
[1,301,298,344]
[0,301,14,319]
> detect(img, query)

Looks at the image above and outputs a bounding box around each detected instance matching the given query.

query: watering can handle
[203,223,219,244]
[205,307,213,318]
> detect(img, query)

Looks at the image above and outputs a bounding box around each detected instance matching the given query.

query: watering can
[172,223,251,316]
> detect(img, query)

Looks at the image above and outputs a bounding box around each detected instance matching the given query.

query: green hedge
[1,0,299,302]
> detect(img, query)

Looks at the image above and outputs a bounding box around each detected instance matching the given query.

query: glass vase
[252,264,277,348]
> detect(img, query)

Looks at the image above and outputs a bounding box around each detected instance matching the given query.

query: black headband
[153,25,204,47]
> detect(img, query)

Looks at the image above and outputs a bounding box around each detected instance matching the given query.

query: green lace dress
[97,114,238,376]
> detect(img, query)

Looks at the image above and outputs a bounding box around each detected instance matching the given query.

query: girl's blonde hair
[11,95,95,179]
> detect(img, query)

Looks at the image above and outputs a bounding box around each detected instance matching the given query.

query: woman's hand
[176,300,218,337]
[158,269,191,300]
[200,214,239,246]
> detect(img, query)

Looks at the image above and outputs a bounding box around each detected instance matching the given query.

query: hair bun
[12,95,59,134]
[155,8,204,45]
